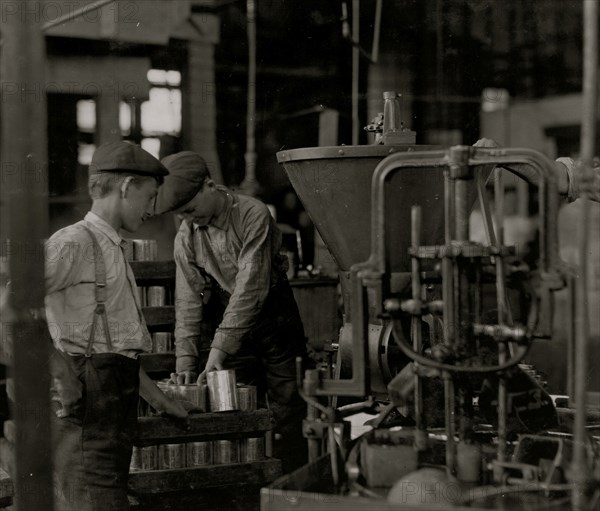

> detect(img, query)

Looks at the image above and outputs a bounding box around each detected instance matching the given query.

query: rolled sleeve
[211,206,272,355]
[44,229,86,295]
[174,225,207,373]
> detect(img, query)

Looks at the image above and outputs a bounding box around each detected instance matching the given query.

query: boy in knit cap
[156,151,309,472]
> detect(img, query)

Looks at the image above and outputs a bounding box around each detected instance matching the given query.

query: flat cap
[155,151,211,214]
[89,141,169,177]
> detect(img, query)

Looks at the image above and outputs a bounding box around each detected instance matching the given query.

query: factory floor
[131,485,263,511]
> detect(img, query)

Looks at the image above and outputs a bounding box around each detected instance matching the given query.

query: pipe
[410,206,425,444]
[371,0,382,63]
[444,371,456,476]
[369,148,560,278]
[42,0,115,31]
[351,0,360,145]
[571,1,598,509]
[495,169,508,466]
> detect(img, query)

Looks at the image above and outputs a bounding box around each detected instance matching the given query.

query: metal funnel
[277,145,446,273]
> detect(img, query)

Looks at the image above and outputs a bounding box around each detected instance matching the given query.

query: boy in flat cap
[156,151,309,472]
[46,141,188,510]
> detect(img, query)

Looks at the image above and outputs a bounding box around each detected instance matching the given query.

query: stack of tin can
[130,436,267,472]
[139,380,259,416]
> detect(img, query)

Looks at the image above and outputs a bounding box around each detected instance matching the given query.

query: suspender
[82,225,114,356]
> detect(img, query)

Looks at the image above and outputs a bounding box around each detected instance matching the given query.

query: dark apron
[52,227,139,511]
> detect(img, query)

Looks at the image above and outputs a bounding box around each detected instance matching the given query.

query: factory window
[125,68,183,159]
[76,99,96,166]
[119,102,132,137]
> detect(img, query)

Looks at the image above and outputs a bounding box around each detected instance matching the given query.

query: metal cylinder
[147,286,166,306]
[237,385,257,412]
[158,443,186,469]
[213,439,239,464]
[207,370,239,411]
[141,445,158,471]
[152,332,172,353]
[172,383,208,412]
[133,239,158,261]
[241,436,265,462]
[137,286,147,307]
[186,441,213,467]
[456,441,481,484]
[130,446,142,471]
[123,239,135,261]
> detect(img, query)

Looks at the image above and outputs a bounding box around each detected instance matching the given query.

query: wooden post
[0,1,53,510]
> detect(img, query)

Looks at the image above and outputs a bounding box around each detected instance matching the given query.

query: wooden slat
[142,306,175,329]
[136,410,273,445]
[139,353,176,373]
[128,459,282,493]
[130,261,176,284]
[288,277,338,288]
[2,420,15,445]
[0,468,13,500]
[0,439,15,480]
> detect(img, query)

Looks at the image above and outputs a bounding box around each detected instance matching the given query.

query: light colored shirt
[45,212,151,358]
[174,190,288,371]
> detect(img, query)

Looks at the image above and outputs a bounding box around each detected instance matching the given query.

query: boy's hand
[160,398,189,420]
[198,347,228,382]
[169,370,198,385]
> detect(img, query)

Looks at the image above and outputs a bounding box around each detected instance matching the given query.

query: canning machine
[262,91,600,510]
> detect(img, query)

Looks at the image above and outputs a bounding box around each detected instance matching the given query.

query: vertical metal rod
[1,1,53,509]
[572,2,598,509]
[494,169,508,465]
[442,165,457,475]
[444,372,456,476]
[351,0,360,145]
[307,403,321,462]
[443,171,455,347]
[371,0,382,63]
[411,207,425,446]
[242,0,259,195]
[455,180,470,242]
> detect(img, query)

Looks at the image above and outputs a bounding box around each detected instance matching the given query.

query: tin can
[213,439,239,464]
[136,286,147,307]
[152,332,172,353]
[186,441,213,467]
[141,445,158,470]
[158,443,185,469]
[133,239,158,261]
[237,385,257,412]
[130,446,142,471]
[147,286,166,306]
[172,383,208,412]
[207,370,239,412]
[123,239,135,261]
[241,437,265,462]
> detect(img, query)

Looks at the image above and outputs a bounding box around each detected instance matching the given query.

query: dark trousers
[213,280,309,472]
[52,354,139,511]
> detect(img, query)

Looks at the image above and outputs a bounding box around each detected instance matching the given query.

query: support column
[183,14,223,184]
[1,1,53,509]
